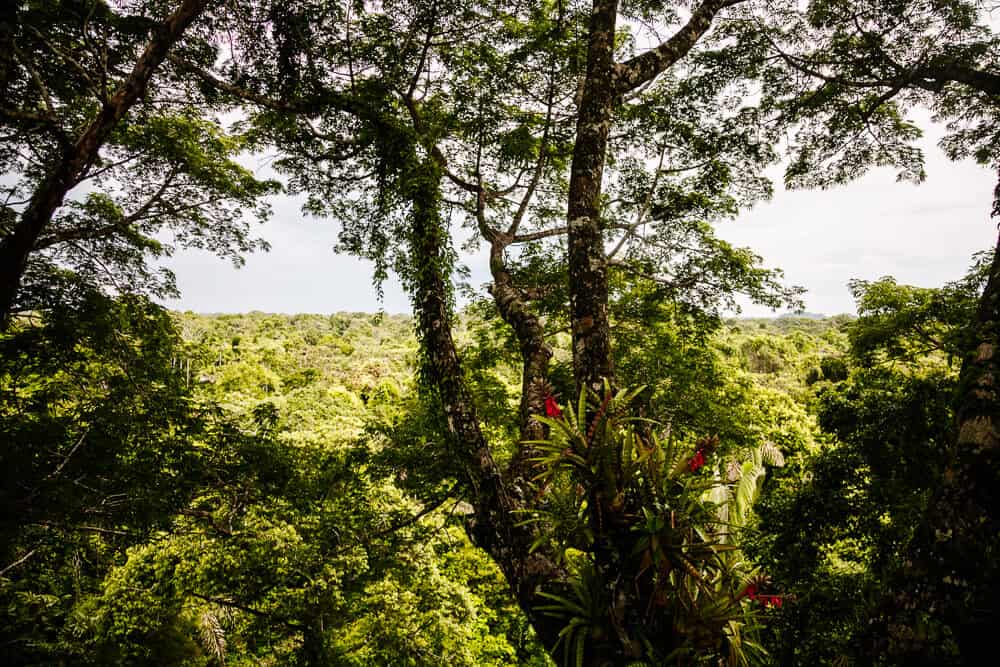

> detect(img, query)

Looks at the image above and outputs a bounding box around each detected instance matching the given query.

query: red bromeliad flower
[739,584,784,609]
[687,449,706,472]
[544,394,561,418]
[756,594,784,609]
[686,436,718,474]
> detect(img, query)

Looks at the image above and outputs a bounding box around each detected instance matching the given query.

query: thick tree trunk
[955,232,1000,453]
[562,0,738,393]
[557,3,740,662]
[932,227,1000,659]
[381,2,740,660]
[566,0,618,394]
[565,6,646,663]
[880,227,1000,663]
[0,0,209,327]
[408,161,514,565]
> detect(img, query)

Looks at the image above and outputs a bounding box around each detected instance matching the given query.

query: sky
[158,116,999,318]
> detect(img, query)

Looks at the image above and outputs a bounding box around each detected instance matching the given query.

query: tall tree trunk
[556,2,740,661]
[0,0,209,327]
[955,231,1000,454]
[402,2,739,659]
[405,157,564,648]
[563,0,739,394]
[565,7,650,663]
[933,225,1000,659]
[882,223,1000,663]
[566,0,618,394]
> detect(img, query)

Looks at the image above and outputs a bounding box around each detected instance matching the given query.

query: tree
[0,0,278,326]
[745,0,1000,183]
[739,1,1000,659]
[16,0,1000,662]
[174,0,803,662]
[750,273,974,663]
[0,283,221,664]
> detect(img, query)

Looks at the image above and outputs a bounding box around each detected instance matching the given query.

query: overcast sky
[158,115,998,318]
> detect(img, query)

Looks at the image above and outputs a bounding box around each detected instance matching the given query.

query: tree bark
[487,239,553,484]
[881,225,1000,663]
[560,3,741,661]
[613,0,744,95]
[0,0,209,327]
[934,225,1000,659]
[908,61,1000,97]
[566,9,644,661]
[955,232,1000,453]
[405,157,564,649]
[565,0,737,393]
[566,0,618,393]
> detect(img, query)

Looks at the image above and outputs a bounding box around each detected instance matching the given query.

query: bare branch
[188,592,305,628]
[0,547,38,577]
[513,226,568,243]
[78,151,149,182]
[25,24,101,97]
[45,429,89,481]
[407,3,437,101]
[12,44,57,119]
[370,482,459,539]
[168,55,348,115]
[33,521,131,537]
[507,61,558,238]
[608,145,665,260]
[122,167,181,222]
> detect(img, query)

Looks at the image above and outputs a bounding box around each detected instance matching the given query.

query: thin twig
[46,428,89,480]
[0,548,39,577]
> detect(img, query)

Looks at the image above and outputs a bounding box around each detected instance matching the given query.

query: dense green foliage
[3,261,998,664]
[3,0,1000,664]
[1,304,555,665]
[0,294,859,664]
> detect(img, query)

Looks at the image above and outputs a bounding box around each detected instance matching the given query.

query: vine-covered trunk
[405,158,564,649]
[0,0,209,327]
[566,0,618,394]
